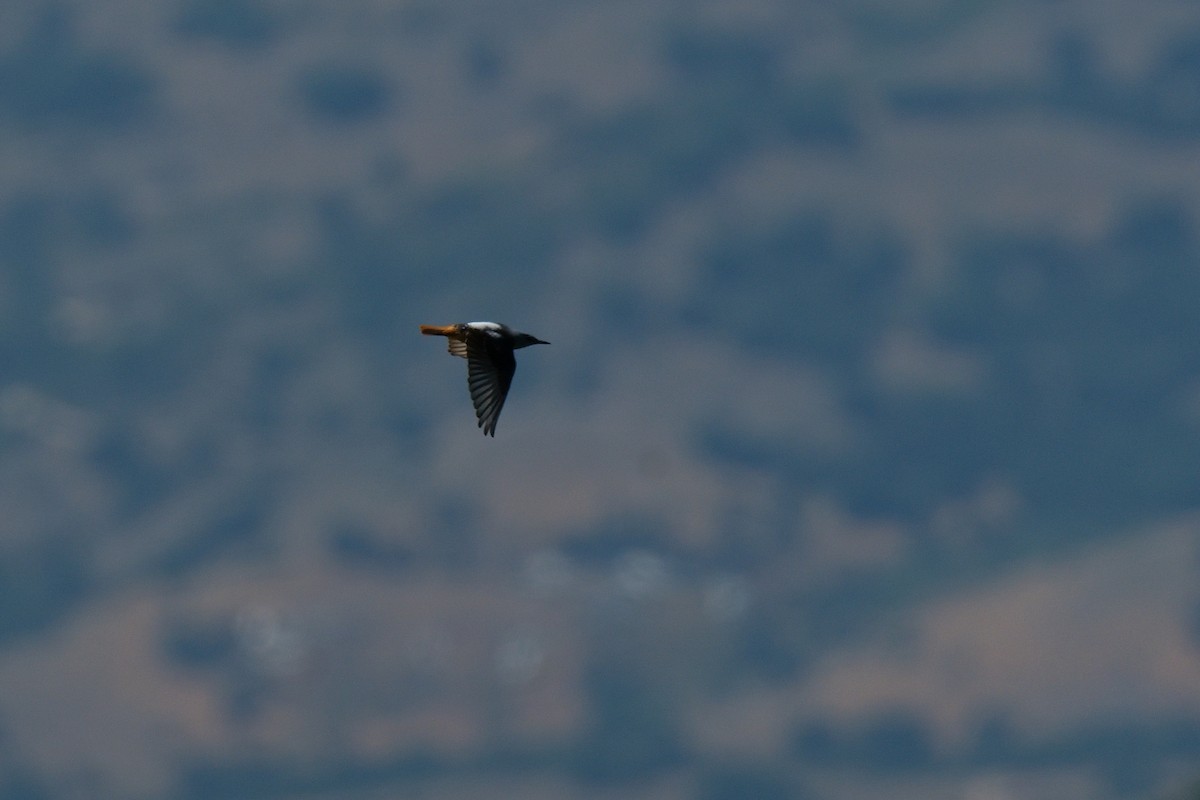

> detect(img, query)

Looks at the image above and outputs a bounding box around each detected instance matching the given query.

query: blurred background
[3,1,1200,798]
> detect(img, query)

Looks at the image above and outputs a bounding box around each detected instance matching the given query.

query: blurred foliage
[555,28,858,242]
[314,175,562,342]
[0,6,155,130]
[793,710,1200,795]
[151,489,274,578]
[848,0,994,46]
[463,38,508,90]
[296,63,394,123]
[0,536,91,645]
[792,709,936,771]
[174,0,283,48]
[685,213,906,366]
[178,753,445,800]
[695,763,806,800]
[698,193,1200,544]
[566,79,857,241]
[0,189,190,407]
[889,26,1200,139]
[930,197,1200,524]
[0,772,52,800]
[570,660,684,784]
[558,512,677,564]
[325,523,417,572]
[161,614,239,671]
[0,196,58,361]
[1132,30,1200,137]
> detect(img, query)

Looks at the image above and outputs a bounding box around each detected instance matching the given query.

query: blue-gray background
[3,1,1200,799]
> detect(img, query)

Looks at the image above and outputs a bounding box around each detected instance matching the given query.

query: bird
[420,322,549,436]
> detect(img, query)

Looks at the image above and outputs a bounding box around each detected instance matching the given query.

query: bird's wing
[465,332,516,437]
[447,338,469,359]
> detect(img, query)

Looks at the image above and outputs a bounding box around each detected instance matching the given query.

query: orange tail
[420,324,456,336]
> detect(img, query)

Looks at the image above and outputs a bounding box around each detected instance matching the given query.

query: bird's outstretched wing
[465,331,516,436]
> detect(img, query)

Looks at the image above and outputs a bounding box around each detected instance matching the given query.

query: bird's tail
[419,324,456,336]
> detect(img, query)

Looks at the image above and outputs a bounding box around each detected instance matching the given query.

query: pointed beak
[536,338,550,345]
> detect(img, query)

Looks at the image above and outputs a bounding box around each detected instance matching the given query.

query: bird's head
[513,332,549,349]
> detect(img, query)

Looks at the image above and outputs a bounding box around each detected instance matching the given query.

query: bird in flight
[420,322,549,436]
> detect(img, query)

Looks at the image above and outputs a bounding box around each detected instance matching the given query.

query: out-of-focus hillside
[3,1,1200,798]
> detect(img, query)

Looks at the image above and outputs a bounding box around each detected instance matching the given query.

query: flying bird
[420,322,549,436]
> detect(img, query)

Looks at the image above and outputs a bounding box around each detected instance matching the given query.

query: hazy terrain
[3,1,1200,798]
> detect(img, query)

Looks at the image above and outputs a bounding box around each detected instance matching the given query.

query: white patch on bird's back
[468,321,505,338]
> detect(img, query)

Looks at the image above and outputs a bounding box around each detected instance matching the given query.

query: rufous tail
[420,324,456,336]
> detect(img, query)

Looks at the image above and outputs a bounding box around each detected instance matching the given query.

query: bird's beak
[536,338,550,345]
